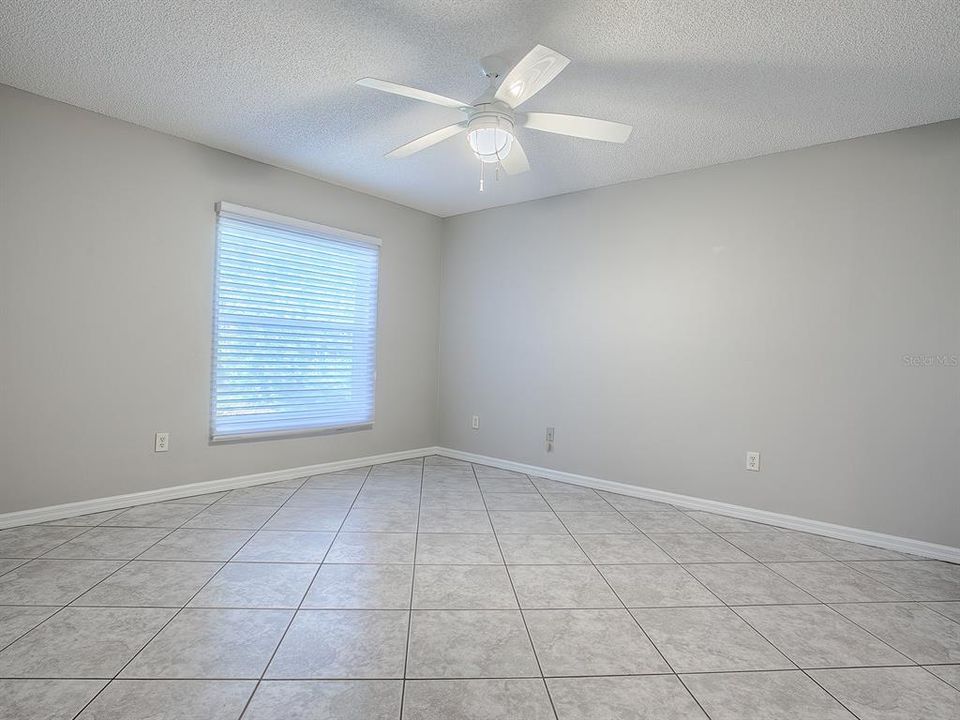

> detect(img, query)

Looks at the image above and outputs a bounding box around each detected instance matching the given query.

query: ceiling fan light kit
[356,44,633,191]
[466,111,514,164]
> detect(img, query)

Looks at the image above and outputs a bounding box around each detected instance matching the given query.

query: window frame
[209,201,382,444]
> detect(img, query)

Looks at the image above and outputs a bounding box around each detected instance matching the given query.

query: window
[211,202,380,441]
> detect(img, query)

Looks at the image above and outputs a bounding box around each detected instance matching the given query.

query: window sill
[209,422,374,445]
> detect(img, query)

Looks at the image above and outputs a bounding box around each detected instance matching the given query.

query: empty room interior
[1,2,959,719]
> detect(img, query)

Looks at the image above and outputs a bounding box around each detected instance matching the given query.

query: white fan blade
[356,78,469,110]
[521,112,633,143]
[500,138,530,175]
[387,123,466,158]
[494,45,570,108]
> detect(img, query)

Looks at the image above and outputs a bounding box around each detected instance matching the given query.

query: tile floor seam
[234,464,376,720]
[835,556,933,595]
[718,591,883,719]
[524,471,699,718]
[799,669,866,719]
[540,481,721,720]
[1,455,956,719]
[666,526,915,718]
[587,486,900,719]
[685,540,933,673]
[919,602,960,622]
[8,557,936,566]
[823,601,952,667]
[476,464,561,720]
[396,457,426,720]
[3,664,955,681]
[757,559,899,604]
[0,510,205,655]
[918,664,960,692]
[685,554,871,719]
[778,603,918,668]
[64,472,324,720]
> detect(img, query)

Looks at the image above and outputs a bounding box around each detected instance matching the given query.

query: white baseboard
[5,444,957,564]
[0,447,435,530]
[435,447,960,564]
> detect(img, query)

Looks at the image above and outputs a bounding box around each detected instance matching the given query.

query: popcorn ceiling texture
[1,0,958,216]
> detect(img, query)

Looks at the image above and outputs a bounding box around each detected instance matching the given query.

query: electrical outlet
[471,415,480,430]
[155,432,169,452]
[545,426,555,452]
[746,451,760,471]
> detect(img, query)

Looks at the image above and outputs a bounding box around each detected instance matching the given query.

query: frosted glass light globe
[468,126,514,163]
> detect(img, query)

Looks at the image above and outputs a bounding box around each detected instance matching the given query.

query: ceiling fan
[356,45,633,188]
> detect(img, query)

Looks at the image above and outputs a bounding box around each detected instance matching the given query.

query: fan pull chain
[479,160,485,192]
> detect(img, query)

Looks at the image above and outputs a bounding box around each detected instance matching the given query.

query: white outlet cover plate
[746,451,760,471]
[155,432,169,452]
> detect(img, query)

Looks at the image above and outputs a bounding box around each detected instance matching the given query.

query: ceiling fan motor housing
[479,55,510,81]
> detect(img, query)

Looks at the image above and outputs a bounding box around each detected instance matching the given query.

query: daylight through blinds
[212,205,379,439]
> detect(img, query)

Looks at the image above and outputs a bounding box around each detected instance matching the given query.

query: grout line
[641,528,868,718]
[670,541,884,719]
[833,557,931,596]
[65,473,327,720]
[235,465,376,720]
[633,507,910,719]
[12,601,921,611]
[397,457,426,720]
[578,484,924,717]
[1,455,956,719]
[4,553,933,564]
[800,670,866,719]
[474,463,561,720]
[743,562,943,671]
[0,505,215,654]
[918,602,960,624]
[532,477,718,720]
[0,596,929,615]
[1,663,953,682]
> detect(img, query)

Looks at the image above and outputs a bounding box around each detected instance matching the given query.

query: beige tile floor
[0,455,958,719]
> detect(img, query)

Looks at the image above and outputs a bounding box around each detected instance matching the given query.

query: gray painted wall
[3,83,957,548]
[439,120,960,547]
[1,85,442,513]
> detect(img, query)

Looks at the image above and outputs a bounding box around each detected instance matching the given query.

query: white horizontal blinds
[212,206,379,440]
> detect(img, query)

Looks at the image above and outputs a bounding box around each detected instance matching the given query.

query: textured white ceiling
[2,1,958,217]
